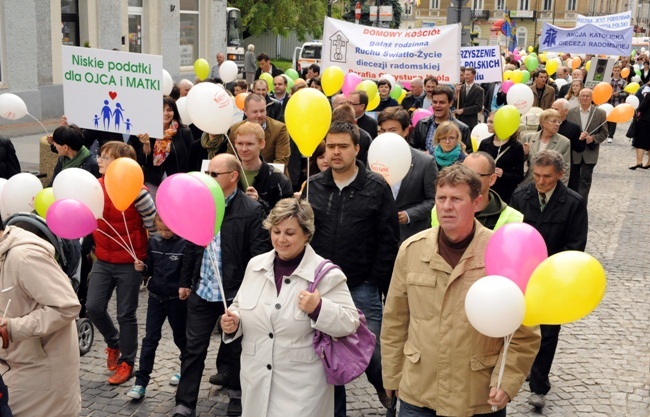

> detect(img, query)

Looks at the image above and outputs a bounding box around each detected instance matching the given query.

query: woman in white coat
[221,198,359,417]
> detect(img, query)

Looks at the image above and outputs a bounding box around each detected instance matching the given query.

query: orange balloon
[592,82,613,105]
[607,103,635,123]
[235,93,249,111]
[621,67,630,79]
[104,157,144,211]
[571,57,581,70]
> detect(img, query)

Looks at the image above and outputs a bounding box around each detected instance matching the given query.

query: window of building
[541,0,553,11]
[429,0,440,9]
[567,0,577,10]
[496,0,506,10]
[128,0,143,53]
[473,0,484,10]
[180,0,200,66]
[518,0,530,10]
[516,27,527,47]
[61,0,79,46]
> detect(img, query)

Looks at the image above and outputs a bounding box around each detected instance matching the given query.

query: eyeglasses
[347,101,361,106]
[204,170,234,178]
[440,136,458,143]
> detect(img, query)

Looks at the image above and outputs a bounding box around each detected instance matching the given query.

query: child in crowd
[127,214,187,400]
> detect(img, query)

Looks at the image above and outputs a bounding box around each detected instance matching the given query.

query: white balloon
[367,133,412,186]
[162,69,174,96]
[0,178,9,219]
[380,74,397,90]
[634,64,640,72]
[219,60,239,84]
[186,82,234,135]
[506,84,534,115]
[176,96,192,125]
[53,168,104,219]
[0,93,28,120]
[626,95,640,110]
[554,79,567,89]
[464,275,526,338]
[632,75,641,83]
[2,173,42,215]
[546,52,558,60]
[598,103,613,116]
[471,123,491,141]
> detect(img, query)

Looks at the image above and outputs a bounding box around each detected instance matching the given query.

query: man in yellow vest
[431,151,523,230]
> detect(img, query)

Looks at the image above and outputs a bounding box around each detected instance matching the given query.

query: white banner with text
[459,46,502,83]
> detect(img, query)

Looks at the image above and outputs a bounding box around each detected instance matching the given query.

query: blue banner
[539,22,633,56]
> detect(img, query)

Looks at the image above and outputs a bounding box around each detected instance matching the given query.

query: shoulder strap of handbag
[309,259,341,293]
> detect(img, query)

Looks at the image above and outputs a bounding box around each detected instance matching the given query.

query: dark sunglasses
[204,170,234,178]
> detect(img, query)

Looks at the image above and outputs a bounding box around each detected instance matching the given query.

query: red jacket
[93,178,148,264]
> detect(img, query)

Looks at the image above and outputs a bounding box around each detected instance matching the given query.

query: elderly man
[210,52,225,80]
[331,93,347,108]
[382,164,540,417]
[566,88,608,203]
[401,78,425,113]
[173,154,270,417]
[510,150,588,409]
[178,79,193,97]
[551,98,586,158]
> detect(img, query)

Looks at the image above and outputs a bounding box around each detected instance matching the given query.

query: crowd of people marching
[0,46,641,417]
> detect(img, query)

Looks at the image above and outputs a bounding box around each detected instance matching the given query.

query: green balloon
[390,84,403,100]
[525,57,539,72]
[188,172,226,234]
[521,69,531,84]
[636,69,642,77]
[281,74,295,90]
[285,68,300,81]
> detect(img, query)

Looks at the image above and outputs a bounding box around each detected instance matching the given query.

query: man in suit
[229,94,290,170]
[566,88,608,204]
[454,67,484,130]
[551,98,586,159]
[348,90,378,139]
[252,80,283,122]
[377,107,437,243]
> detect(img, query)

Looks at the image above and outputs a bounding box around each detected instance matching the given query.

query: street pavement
[5,120,650,416]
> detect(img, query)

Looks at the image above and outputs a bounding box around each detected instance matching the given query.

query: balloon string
[122,211,137,260]
[588,120,608,135]
[26,113,50,137]
[306,156,310,202]
[584,110,596,134]
[99,218,135,258]
[205,241,229,312]
[225,135,250,189]
[491,332,514,412]
[96,229,138,261]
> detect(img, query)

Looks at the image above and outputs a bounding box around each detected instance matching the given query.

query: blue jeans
[399,400,506,417]
[134,293,187,387]
[334,282,383,417]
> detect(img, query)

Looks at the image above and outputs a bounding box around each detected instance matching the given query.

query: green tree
[230,0,328,40]
[342,0,402,29]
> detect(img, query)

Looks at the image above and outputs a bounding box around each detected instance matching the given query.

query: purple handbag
[309,260,377,385]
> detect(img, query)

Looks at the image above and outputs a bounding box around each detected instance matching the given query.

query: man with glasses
[431,151,523,230]
[348,90,378,139]
[173,154,271,417]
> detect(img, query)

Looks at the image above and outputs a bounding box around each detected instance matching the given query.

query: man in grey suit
[566,88,608,204]
[454,67,484,131]
[377,107,437,243]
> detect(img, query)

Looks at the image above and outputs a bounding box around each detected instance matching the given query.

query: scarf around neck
[153,120,178,166]
[62,145,91,170]
[200,132,226,160]
[434,144,461,168]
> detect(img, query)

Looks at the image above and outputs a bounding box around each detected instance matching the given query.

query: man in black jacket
[0,136,20,180]
[233,122,293,213]
[254,52,284,80]
[173,154,271,417]
[551,99,586,171]
[253,79,283,122]
[303,121,399,416]
[348,90,378,139]
[510,149,588,410]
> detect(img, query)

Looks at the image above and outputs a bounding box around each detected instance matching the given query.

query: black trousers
[175,293,241,410]
[607,122,617,138]
[529,324,561,395]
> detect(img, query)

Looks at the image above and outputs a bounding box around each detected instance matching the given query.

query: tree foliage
[230,0,328,41]
[342,0,402,29]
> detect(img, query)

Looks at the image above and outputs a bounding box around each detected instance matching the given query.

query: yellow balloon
[624,82,641,94]
[493,105,520,139]
[397,89,407,104]
[194,58,210,81]
[284,88,332,157]
[511,70,523,84]
[356,80,378,103]
[34,187,55,218]
[321,66,345,97]
[585,60,591,72]
[528,46,534,53]
[471,135,479,153]
[503,70,513,81]
[366,92,380,111]
[259,73,273,91]
[546,59,559,76]
[539,53,547,64]
[523,251,606,326]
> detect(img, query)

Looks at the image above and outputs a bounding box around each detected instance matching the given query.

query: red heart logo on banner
[109,91,117,100]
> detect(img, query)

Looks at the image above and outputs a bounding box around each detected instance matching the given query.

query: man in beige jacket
[0,215,81,417]
[381,164,540,417]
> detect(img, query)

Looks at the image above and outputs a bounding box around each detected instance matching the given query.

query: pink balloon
[47,199,97,239]
[501,80,515,94]
[411,108,433,127]
[342,73,362,96]
[485,223,548,293]
[156,173,216,246]
[402,81,412,91]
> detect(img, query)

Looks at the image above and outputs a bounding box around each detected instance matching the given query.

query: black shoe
[630,164,643,170]
[642,164,650,169]
[208,372,229,385]
[227,398,242,416]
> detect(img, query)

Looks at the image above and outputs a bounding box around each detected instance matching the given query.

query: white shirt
[579,106,592,131]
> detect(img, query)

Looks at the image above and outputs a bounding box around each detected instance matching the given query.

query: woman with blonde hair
[565,80,583,109]
[432,121,466,171]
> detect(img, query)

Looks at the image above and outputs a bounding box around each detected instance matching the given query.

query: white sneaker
[169,373,181,386]
[607,137,613,143]
[127,385,146,400]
